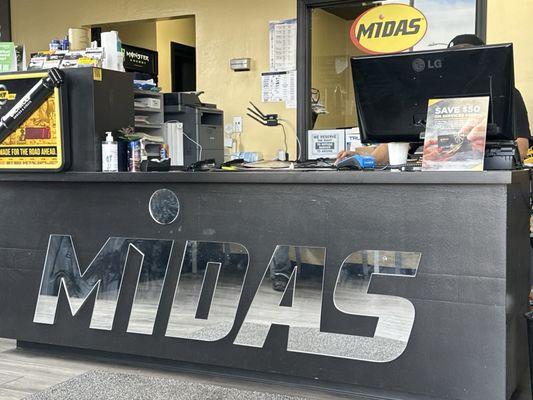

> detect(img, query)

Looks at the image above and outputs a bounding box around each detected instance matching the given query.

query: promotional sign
[350,4,427,54]
[0,72,68,170]
[422,96,490,171]
[345,127,362,151]
[122,44,158,77]
[0,42,16,72]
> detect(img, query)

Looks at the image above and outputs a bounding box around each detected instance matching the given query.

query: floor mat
[26,369,308,400]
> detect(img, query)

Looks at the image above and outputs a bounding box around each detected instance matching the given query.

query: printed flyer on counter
[422,96,490,171]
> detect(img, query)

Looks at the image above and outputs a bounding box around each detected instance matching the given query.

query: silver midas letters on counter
[34,236,421,362]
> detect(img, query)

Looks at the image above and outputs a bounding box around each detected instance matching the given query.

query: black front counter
[0,170,529,400]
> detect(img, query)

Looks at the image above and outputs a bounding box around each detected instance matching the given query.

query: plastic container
[388,142,410,166]
[128,140,141,172]
[49,39,61,51]
[101,132,118,172]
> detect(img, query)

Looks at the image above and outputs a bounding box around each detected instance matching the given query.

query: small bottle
[49,39,61,51]
[61,36,70,51]
[102,132,118,172]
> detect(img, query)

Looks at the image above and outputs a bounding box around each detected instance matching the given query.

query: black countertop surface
[0,170,528,185]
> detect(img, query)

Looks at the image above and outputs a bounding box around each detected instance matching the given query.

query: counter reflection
[236,247,420,362]
[165,241,249,341]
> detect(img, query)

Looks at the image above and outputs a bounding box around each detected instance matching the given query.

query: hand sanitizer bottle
[102,131,118,172]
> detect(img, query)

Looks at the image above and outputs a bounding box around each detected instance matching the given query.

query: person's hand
[422,138,440,161]
[336,150,355,162]
[460,118,486,153]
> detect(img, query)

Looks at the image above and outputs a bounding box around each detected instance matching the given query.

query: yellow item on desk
[524,147,533,167]
[243,160,292,169]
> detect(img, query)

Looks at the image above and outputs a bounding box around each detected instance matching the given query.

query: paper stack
[163,122,184,166]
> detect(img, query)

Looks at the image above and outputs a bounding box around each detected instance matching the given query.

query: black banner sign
[122,44,158,77]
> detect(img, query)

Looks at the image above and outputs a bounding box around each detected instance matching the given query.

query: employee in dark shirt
[448,34,531,161]
[336,34,532,163]
[515,88,532,161]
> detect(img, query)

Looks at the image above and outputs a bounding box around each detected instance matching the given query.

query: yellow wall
[98,20,157,51]
[311,9,364,130]
[156,17,196,93]
[11,0,297,160]
[311,9,348,129]
[487,0,533,126]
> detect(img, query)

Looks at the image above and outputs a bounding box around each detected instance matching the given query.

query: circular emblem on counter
[149,189,180,225]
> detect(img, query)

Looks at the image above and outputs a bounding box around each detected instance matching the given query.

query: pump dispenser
[102,131,118,172]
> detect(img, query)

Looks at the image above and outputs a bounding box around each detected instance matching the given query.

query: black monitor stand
[484,141,522,170]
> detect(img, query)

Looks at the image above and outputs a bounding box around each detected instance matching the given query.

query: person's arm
[517,137,529,161]
[335,143,389,164]
[370,143,389,164]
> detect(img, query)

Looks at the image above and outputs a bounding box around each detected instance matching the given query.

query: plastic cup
[388,142,410,166]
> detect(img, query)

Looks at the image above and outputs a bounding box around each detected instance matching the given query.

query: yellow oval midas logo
[350,4,428,54]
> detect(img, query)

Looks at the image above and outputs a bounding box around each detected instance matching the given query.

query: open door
[171,42,196,92]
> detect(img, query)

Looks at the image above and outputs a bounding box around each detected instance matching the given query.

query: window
[298,0,486,159]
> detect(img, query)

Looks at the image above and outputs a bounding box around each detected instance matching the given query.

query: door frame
[0,0,11,42]
[170,41,197,93]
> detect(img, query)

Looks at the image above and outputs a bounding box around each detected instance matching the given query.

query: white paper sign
[262,71,288,103]
[285,70,297,109]
[269,19,297,72]
[307,129,344,160]
[261,70,297,109]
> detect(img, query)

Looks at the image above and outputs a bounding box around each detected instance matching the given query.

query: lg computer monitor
[351,44,515,143]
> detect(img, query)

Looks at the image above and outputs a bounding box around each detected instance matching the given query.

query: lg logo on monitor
[412,58,443,72]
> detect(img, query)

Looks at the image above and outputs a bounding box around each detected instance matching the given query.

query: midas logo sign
[350,4,428,54]
[34,236,421,363]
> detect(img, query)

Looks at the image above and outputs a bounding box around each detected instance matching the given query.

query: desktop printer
[164,92,224,167]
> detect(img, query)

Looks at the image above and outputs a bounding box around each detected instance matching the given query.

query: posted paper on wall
[261,70,297,108]
[285,70,297,109]
[269,19,297,72]
[262,71,287,103]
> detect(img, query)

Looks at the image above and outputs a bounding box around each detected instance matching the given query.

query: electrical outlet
[233,116,243,133]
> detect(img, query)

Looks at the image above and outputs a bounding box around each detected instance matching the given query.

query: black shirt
[514,88,531,141]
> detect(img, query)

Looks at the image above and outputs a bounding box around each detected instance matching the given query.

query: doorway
[171,42,196,92]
